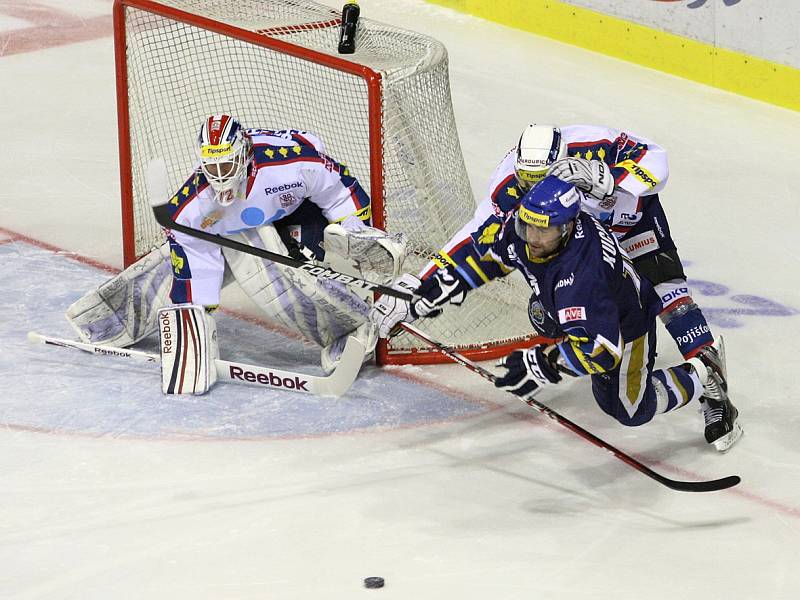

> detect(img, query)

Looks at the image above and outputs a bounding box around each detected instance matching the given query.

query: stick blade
[659,474,741,493]
[27,331,44,345]
[315,335,365,397]
[145,158,170,207]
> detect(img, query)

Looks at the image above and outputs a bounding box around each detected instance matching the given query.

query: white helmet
[196,114,252,205]
[514,124,566,191]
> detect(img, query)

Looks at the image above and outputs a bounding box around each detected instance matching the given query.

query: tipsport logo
[651,0,741,7]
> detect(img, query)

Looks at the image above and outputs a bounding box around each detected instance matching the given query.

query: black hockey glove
[411,268,467,319]
[494,346,562,398]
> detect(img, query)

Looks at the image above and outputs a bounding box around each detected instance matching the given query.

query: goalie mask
[514,124,566,192]
[197,114,252,206]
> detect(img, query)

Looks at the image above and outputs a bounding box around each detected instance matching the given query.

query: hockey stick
[27,331,159,363]
[213,335,364,397]
[27,331,364,397]
[399,323,741,493]
[145,159,413,301]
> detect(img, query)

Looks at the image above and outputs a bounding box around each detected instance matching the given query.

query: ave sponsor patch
[558,306,586,323]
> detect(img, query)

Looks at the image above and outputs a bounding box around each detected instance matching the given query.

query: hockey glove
[548,157,614,200]
[369,274,423,339]
[494,346,562,398]
[412,268,466,318]
[369,269,467,339]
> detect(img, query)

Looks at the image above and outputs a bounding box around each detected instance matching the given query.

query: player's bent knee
[632,249,686,286]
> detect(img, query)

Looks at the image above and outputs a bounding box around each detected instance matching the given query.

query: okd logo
[661,286,689,305]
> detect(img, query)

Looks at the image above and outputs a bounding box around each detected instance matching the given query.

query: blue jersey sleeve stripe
[454,264,480,289]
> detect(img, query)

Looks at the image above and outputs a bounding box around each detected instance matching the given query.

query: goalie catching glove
[323,216,408,284]
[547,157,614,200]
[494,345,562,398]
[369,269,467,338]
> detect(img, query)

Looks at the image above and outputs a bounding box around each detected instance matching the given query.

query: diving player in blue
[371,176,742,452]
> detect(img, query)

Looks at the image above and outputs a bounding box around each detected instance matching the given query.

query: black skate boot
[687,336,743,452]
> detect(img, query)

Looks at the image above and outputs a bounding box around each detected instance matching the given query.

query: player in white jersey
[66,115,406,375]
[415,123,715,362]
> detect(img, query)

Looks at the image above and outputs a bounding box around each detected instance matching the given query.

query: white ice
[2,0,800,598]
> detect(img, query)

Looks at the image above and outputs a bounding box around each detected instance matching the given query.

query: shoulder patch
[558,306,586,323]
[167,171,209,217]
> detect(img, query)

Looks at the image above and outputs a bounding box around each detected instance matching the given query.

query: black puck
[364,577,385,588]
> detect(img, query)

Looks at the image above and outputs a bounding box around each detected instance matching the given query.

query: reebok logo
[229,365,309,391]
[160,312,172,354]
[94,347,132,358]
[264,181,302,195]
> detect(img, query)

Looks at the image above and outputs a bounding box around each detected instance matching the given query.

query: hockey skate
[321,321,377,375]
[687,336,743,452]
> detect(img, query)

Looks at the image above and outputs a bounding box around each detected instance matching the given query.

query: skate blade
[712,421,743,452]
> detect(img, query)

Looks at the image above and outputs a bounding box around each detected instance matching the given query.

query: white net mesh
[118,0,535,360]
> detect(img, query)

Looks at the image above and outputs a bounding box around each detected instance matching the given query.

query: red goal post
[113,0,540,365]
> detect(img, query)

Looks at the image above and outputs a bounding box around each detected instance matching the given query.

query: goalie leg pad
[65,243,173,347]
[320,320,378,375]
[223,225,370,347]
[158,305,219,395]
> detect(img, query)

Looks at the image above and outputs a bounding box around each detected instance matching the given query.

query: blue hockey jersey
[473,212,662,375]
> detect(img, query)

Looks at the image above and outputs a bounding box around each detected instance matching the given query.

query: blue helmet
[514,175,583,253]
[517,175,582,228]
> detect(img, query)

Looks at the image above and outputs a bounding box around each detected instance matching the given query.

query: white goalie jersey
[66,127,405,364]
[166,128,373,307]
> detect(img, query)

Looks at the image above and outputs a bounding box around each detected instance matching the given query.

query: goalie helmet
[514,124,566,191]
[196,114,252,205]
[515,175,582,256]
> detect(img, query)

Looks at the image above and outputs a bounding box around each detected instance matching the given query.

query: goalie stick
[27,331,364,397]
[27,331,159,363]
[399,323,741,493]
[145,159,413,301]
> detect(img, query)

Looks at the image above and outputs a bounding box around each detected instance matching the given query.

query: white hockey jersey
[165,129,372,306]
[421,124,669,285]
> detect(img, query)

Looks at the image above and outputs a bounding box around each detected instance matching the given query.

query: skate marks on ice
[0,241,484,439]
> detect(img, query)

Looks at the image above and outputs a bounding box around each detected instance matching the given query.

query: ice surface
[2,1,800,598]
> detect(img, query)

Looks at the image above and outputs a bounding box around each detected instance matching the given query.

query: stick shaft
[399,323,740,492]
[151,204,413,301]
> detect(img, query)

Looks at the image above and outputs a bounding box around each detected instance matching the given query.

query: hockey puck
[364,577,385,589]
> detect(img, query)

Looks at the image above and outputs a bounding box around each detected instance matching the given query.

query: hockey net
[114,0,538,364]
